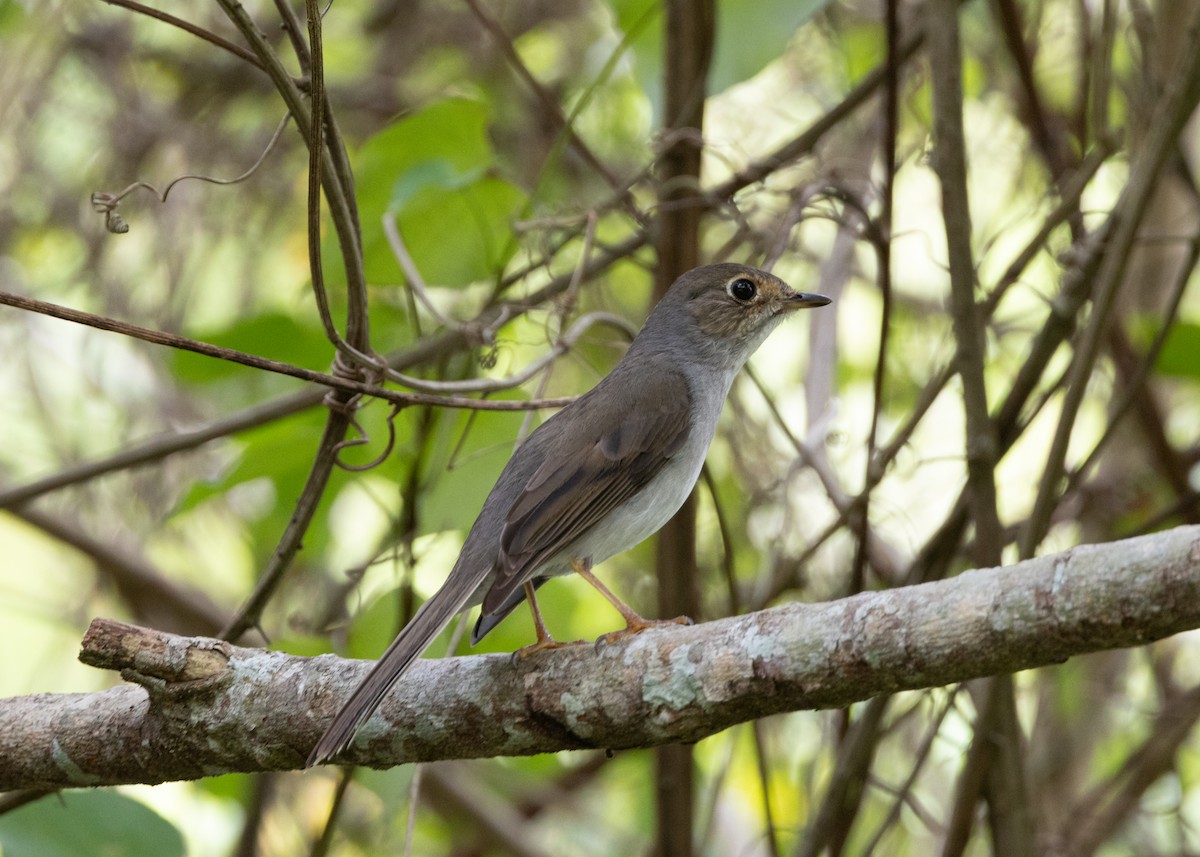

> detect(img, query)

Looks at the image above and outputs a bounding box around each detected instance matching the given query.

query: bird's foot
[595,614,693,649]
[511,635,587,664]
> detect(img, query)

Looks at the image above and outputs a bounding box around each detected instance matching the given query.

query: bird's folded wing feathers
[481,368,692,614]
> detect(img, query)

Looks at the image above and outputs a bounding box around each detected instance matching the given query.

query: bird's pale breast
[539,365,733,576]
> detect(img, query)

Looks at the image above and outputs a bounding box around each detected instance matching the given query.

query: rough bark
[1,526,1197,790]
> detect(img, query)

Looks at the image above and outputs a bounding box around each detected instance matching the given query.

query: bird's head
[641,263,831,371]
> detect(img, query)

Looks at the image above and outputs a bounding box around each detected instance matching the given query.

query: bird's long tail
[306,578,477,767]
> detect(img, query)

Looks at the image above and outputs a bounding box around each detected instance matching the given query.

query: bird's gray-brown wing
[480,366,692,616]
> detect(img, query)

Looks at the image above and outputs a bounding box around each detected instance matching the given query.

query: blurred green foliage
[0,791,185,857]
[1,0,1199,855]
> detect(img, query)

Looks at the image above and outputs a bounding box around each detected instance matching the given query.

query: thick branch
[1,527,1197,790]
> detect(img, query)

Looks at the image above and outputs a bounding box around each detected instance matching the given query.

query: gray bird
[307,263,831,766]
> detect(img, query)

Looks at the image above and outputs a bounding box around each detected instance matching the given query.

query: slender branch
[928,0,1002,568]
[792,697,888,857]
[98,0,265,69]
[1064,233,1200,497]
[0,290,572,413]
[0,235,647,511]
[860,689,960,852]
[924,18,1033,852]
[992,0,1076,187]
[419,764,561,857]
[0,393,313,510]
[709,29,924,201]
[653,0,716,852]
[89,114,292,234]
[847,0,901,605]
[1021,5,1200,555]
[219,410,348,641]
[382,215,473,334]
[462,0,625,193]
[210,0,369,351]
[379,312,635,395]
[1062,683,1200,856]
[272,0,311,78]
[12,506,226,636]
[897,70,1077,836]
[302,0,348,351]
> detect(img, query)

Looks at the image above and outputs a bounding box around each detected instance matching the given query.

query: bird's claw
[593,615,693,651]
[511,637,587,665]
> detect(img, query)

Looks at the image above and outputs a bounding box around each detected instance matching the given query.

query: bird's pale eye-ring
[728,277,757,302]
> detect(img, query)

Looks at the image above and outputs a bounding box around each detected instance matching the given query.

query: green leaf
[194,773,252,802]
[1154,321,1200,379]
[176,407,327,514]
[610,0,663,116]
[354,97,527,287]
[418,402,530,537]
[358,98,494,182]
[388,159,487,211]
[0,1,28,31]
[711,0,829,93]
[611,0,831,119]
[0,791,185,857]
[346,586,408,659]
[173,312,332,384]
[386,175,526,287]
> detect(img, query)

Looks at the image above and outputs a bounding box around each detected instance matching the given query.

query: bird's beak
[781,291,832,311]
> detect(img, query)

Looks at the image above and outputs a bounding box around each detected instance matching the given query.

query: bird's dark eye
[728,278,757,302]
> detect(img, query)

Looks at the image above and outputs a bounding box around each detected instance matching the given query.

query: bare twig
[791,697,889,857]
[89,114,290,233]
[0,290,573,413]
[1021,5,1200,555]
[462,0,626,195]
[929,0,1002,568]
[98,0,264,69]
[1063,233,1200,499]
[12,506,226,636]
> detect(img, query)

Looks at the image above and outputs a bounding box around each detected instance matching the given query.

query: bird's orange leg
[571,559,693,646]
[513,581,585,659]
